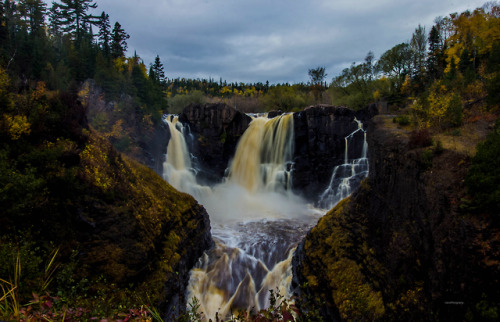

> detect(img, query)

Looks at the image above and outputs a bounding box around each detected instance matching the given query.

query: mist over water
[162,113,367,319]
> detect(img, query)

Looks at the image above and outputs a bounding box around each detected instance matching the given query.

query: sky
[58,0,490,84]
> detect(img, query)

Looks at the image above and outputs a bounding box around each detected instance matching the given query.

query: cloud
[49,0,490,83]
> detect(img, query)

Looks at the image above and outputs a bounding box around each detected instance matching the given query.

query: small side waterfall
[317,119,369,209]
[162,115,211,199]
[161,113,369,320]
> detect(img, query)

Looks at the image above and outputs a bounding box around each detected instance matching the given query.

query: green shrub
[168,90,206,114]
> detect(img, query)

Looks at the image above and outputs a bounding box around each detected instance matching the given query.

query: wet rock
[178,103,252,184]
[292,104,376,200]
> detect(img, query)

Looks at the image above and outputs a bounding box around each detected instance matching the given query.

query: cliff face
[76,133,213,317]
[292,104,377,200]
[171,103,377,200]
[293,115,500,321]
[179,103,252,183]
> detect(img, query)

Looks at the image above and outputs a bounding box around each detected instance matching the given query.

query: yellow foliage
[4,114,31,140]
[33,81,47,101]
[80,138,113,190]
[427,81,453,124]
[113,57,127,73]
[445,7,500,73]
[221,86,232,95]
[373,90,381,101]
[78,81,91,106]
[109,119,125,139]
[444,45,462,74]
[329,259,385,320]
[401,75,412,94]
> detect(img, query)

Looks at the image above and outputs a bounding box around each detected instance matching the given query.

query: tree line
[329,3,500,128]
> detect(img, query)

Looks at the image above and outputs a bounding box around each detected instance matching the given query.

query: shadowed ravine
[162,112,368,319]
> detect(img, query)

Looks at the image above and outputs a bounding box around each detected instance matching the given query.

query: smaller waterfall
[317,119,369,209]
[162,115,211,199]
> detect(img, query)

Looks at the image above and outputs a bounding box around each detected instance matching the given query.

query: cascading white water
[162,113,368,320]
[163,115,211,199]
[317,118,369,209]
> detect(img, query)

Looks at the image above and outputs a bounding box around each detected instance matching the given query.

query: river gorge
[160,104,374,319]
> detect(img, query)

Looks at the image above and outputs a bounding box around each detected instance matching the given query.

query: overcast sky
[78,0,488,84]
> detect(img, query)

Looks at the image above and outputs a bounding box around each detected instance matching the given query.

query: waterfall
[162,113,368,320]
[317,118,369,209]
[228,114,294,193]
[162,115,211,199]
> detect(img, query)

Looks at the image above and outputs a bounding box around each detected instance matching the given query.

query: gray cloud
[63,0,489,83]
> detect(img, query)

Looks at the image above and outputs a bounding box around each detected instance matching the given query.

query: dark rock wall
[170,103,377,200]
[292,115,500,321]
[292,104,377,200]
[178,103,252,184]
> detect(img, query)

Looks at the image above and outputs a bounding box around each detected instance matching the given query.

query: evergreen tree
[150,55,164,83]
[18,0,46,34]
[411,25,427,81]
[427,25,443,81]
[110,21,129,59]
[97,11,110,57]
[51,0,99,41]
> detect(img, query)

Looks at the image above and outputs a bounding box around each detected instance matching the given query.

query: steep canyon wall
[292,115,500,321]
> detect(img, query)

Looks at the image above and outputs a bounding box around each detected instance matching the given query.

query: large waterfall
[162,113,368,319]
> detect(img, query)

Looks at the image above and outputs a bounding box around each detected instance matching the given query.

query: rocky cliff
[170,103,377,200]
[0,90,213,318]
[292,104,377,200]
[178,103,252,184]
[292,115,500,321]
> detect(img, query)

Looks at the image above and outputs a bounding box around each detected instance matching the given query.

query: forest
[0,0,499,320]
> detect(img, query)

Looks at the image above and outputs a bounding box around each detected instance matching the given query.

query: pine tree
[110,21,129,59]
[150,55,164,83]
[18,0,46,34]
[51,0,99,41]
[98,11,110,57]
[411,25,427,81]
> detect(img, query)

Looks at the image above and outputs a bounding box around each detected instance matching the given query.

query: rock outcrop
[178,103,252,183]
[77,133,213,318]
[292,115,500,321]
[292,104,378,200]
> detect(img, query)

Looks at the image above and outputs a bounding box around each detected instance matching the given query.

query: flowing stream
[162,113,368,319]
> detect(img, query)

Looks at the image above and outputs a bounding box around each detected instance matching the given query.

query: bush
[168,90,206,114]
